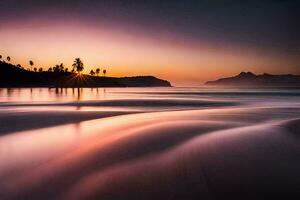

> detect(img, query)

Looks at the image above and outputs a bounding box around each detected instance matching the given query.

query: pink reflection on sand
[64,121,298,200]
[0,108,245,198]
[0,88,300,199]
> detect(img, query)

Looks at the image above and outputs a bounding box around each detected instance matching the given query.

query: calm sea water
[0,87,299,199]
[1,87,300,102]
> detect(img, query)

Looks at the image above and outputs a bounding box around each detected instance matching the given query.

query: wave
[0,98,238,108]
[0,110,137,135]
[0,98,239,135]
[111,91,300,97]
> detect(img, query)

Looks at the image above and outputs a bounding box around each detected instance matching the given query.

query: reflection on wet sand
[0,88,300,199]
[0,87,108,103]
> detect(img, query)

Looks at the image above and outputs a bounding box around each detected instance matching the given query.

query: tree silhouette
[7,56,11,62]
[16,64,22,68]
[34,67,37,72]
[0,55,2,60]
[90,70,95,76]
[29,60,34,71]
[53,65,60,73]
[48,67,53,72]
[38,68,43,72]
[103,69,107,76]
[96,68,100,76]
[52,63,64,73]
[72,58,84,74]
[65,68,69,73]
[59,63,64,72]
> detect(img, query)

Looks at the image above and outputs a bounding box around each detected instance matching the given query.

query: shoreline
[1,106,299,199]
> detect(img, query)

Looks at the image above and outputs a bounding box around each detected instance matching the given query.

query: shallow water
[0,87,299,199]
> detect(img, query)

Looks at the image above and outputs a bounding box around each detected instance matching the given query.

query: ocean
[0,87,299,199]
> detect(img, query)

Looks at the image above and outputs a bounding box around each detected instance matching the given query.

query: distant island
[0,58,171,88]
[205,71,300,87]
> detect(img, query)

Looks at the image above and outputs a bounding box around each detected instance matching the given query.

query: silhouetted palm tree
[54,65,58,72]
[0,55,2,60]
[48,67,53,72]
[52,63,64,73]
[103,69,107,76]
[65,68,69,73]
[7,56,11,62]
[38,68,43,72]
[90,70,95,76]
[59,63,64,72]
[29,60,34,71]
[72,58,84,74]
[34,67,37,72]
[96,68,100,76]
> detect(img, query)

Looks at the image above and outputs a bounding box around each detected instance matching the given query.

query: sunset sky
[0,0,299,85]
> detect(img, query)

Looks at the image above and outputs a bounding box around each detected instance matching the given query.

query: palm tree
[48,67,53,72]
[65,68,69,73]
[59,63,64,72]
[38,68,43,72]
[7,56,11,62]
[0,55,2,60]
[54,65,59,73]
[72,58,84,74]
[34,67,37,72]
[103,69,107,76]
[96,68,100,76]
[90,70,95,76]
[29,60,34,71]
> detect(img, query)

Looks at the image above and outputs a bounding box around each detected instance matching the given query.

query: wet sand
[0,88,299,199]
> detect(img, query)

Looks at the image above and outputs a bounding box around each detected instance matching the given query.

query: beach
[0,87,299,199]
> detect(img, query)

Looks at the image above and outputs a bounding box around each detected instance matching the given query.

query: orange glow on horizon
[1,19,299,86]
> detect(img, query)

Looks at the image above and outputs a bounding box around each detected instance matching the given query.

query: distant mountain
[205,72,300,87]
[0,61,171,87]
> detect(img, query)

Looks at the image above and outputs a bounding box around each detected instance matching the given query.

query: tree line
[0,55,108,76]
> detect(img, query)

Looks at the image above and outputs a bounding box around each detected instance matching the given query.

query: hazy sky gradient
[0,0,299,85]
